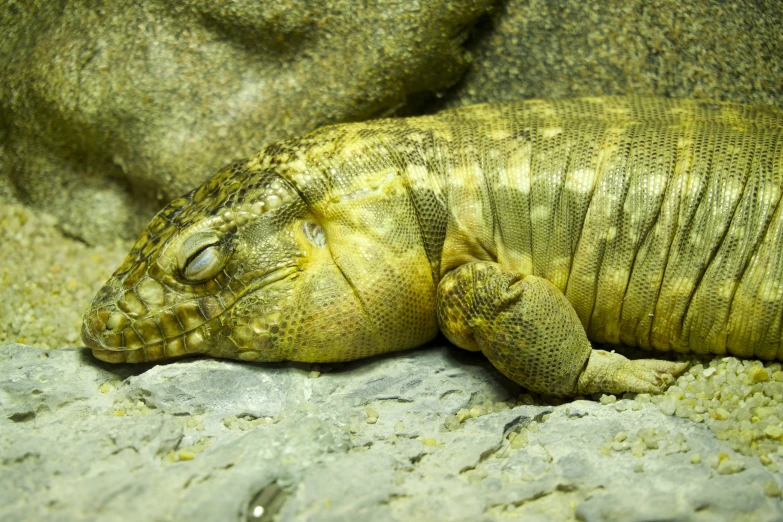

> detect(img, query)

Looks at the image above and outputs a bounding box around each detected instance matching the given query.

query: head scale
[82,129,438,364]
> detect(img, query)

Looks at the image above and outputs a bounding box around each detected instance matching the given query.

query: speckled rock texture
[442,0,783,109]
[3,343,782,522]
[4,1,781,244]
[0,0,491,243]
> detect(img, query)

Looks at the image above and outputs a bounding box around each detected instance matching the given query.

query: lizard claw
[576,350,689,395]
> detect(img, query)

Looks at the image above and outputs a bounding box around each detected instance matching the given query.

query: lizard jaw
[81,266,299,363]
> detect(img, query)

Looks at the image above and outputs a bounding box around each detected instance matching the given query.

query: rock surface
[444,0,783,109]
[2,342,782,521]
[3,1,781,243]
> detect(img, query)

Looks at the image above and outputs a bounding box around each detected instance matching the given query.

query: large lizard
[82,97,783,397]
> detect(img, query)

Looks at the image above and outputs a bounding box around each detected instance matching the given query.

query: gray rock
[1,342,781,521]
[0,345,121,422]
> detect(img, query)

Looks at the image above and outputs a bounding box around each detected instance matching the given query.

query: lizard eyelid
[178,231,229,282]
[184,245,223,281]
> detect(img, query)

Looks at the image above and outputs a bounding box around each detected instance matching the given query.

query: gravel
[0,203,130,347]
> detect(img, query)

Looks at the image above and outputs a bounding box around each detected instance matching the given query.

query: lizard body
[82,97,783,396]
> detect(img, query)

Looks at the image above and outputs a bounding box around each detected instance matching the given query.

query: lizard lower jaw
[81,301,207,361]
[82,266,298,362]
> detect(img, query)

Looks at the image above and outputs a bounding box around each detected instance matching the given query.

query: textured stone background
[0,0,491,244]
[443,0,783,108]
[2,0,783,520]
[2,0,781,244]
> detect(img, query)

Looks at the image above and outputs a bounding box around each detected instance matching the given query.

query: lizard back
[421,98,783,358]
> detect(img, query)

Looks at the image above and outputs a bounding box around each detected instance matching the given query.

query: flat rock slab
[1,343,782,521]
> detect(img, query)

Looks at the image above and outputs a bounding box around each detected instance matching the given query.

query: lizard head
[82,131,438,364]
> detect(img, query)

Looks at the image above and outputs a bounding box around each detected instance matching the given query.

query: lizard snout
[82,307,140,363]
[81,306,122,350]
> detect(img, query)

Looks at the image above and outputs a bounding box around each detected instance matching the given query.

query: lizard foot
[576,349,689,395]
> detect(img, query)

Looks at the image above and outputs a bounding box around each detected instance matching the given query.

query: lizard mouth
[82,266,298,362]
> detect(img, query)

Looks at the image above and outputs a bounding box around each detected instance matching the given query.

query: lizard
[81,97,783,398]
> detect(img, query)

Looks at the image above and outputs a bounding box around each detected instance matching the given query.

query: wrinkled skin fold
[83,97,783,397]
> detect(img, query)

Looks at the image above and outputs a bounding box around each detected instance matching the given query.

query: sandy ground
[0,203,131,348]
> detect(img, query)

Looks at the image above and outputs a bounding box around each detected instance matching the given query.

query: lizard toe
[577,350,688,395]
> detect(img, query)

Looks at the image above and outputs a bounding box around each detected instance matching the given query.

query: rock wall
[2,1,780,243]
[0,0,490,243]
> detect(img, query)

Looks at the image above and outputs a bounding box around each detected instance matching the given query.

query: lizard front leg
[437,261,688,397]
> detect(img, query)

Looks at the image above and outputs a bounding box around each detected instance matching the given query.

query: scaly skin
[82,97,783,397]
